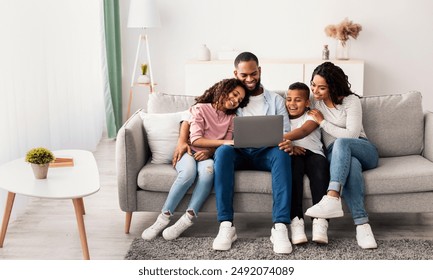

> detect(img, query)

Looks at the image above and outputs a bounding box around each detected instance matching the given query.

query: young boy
[284,82,330,245]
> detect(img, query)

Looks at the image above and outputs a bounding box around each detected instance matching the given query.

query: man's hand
[193,149,214,161]
[172,142,192,167]
[278,139,293,154]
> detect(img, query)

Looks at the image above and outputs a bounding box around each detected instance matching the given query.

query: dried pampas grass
[325,18,362,45]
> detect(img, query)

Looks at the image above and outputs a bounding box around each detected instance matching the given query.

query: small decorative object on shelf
[25,147,55,179]
[137,63,150,84]
[322,45,330,60]
[198,44,211,61]
[324,17,362,60]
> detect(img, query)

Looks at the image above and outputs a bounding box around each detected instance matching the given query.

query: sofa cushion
[140,111,188,164]
[148,92,196,114]
[361,91,423,157]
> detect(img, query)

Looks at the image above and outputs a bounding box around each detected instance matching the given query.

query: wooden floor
[1,137,433,260]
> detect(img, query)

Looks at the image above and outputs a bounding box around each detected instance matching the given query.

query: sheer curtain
[0,0,108,219]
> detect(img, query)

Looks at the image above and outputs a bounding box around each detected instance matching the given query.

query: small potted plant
[137,63,150,84]
[25,147,55,179]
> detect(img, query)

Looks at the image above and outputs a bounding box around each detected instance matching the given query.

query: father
[173,52,293,254]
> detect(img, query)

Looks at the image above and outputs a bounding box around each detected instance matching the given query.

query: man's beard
[247,78,261,95]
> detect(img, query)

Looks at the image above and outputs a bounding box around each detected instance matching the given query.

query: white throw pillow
[140,111,190,164]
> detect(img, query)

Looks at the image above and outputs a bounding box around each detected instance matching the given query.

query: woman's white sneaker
[312,218,329,244]
[305,195,344,219]
[356,223,377,249]
[290,217,308,245]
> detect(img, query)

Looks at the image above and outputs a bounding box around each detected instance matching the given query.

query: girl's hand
[193,150,213,161]
[223,140,234,146]
[308,109,324,124]
[172,142,192,167]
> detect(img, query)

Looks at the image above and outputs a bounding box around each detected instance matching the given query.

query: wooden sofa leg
[125,212,132,234]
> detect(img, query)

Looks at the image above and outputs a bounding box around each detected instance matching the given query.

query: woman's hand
[308,109,324,124]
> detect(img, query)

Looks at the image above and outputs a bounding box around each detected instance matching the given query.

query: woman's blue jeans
[327,138,379,225]
[213,145,292,224]
[162,153,214,216]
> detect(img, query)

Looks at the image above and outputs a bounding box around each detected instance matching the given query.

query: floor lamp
[127,0,161,118]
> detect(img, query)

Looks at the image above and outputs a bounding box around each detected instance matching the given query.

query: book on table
[49,157,74,167]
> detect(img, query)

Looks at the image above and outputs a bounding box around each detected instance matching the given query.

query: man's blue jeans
[213,145,292,224]
[327,138,379,225]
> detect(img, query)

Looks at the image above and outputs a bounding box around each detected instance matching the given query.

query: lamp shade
[127,0,161,28]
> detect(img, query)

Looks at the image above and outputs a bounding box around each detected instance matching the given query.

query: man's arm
[172,121,192,166]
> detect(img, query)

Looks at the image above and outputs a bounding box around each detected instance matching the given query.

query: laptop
[233,115,283,148]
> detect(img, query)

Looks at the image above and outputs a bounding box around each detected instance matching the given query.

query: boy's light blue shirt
[237,87,290,133]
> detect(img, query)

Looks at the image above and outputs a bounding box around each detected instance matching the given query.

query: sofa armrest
[116,109,150,212]
[424,111,433,162]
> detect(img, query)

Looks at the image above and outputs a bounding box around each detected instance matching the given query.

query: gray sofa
[116,91,433,233]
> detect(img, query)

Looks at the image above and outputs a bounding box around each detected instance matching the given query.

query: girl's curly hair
[194,78,249,115]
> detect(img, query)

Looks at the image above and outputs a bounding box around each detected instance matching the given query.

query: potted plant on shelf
[25,147,55,179]
[137,63,150,84]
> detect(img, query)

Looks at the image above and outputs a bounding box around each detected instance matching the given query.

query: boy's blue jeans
[327,138,379,225]
[213,145,292,224]
[162,153,213,216]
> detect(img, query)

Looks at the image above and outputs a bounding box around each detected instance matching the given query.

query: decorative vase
[31,163,49,179]
[198,44,211,61]
[336,39,350,60]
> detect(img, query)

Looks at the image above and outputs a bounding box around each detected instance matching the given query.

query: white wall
[120,0,433,119]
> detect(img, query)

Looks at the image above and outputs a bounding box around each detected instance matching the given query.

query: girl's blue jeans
[327,138,379,225]
[162,153,214,216]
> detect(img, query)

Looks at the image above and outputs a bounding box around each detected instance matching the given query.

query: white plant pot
[137,75,150,84]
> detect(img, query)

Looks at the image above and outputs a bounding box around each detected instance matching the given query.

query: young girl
[304,62,379,249]
[283,82,329,245]
[142,78,249,241]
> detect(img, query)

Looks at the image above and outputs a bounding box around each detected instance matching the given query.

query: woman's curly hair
[311,62,359,105]
[194,78,250,115]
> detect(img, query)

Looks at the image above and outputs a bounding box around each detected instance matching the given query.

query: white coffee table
[0,149,100,260]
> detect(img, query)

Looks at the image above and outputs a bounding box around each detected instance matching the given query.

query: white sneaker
[312,218,329,244]
[356,223,377,249]
[212,221,237,251]
[141,213,170,240]
[270,223,293,254]
[290,217,308,245]
[305,195,344,219]
[162,213,194,241]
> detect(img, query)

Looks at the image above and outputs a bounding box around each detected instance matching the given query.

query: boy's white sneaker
[141,213,170,240]
[212,221,237,251]
[270,223,293,254]
[356,223,378,249]
[305,195,344,219]
[290,217,308,245]
[162,213,194,241]
[312,218,329,244]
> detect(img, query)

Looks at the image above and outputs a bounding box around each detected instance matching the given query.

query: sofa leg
[125,212,132,234]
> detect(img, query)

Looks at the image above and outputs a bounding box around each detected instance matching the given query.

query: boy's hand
[278,139,293,154]
[292,146,306,156]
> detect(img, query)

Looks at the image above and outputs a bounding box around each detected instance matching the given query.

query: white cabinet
[185,59,364,96]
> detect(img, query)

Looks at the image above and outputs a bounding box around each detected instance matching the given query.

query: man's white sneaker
[312,218,329,244]
[141,213,170,240]
[290,217,308,245]
[305,195,344,219]
[212,221,237,251]
[356,223,377,249]
[162,213,194,241]
[270,223,293,254]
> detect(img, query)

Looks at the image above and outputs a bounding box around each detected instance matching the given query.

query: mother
[305,62,379,249]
